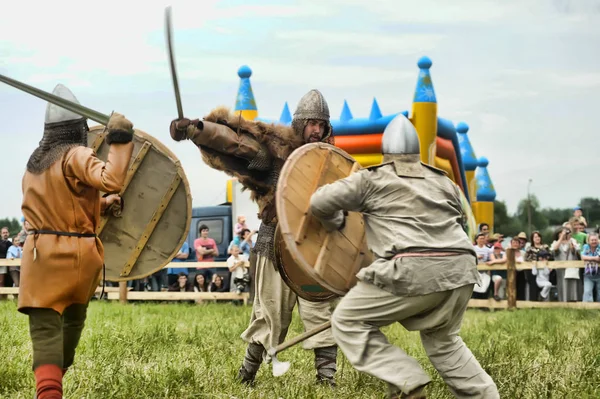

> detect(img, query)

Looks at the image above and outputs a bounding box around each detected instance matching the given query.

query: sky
[1,0,599,221]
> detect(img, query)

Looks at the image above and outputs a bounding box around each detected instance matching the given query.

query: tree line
[494,196,600,241]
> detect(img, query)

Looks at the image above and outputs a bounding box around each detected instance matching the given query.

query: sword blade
[165,6,184,119]
[0,73,110,126]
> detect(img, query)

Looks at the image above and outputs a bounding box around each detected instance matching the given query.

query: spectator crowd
[2,209,599,305]
[471,206,600,303]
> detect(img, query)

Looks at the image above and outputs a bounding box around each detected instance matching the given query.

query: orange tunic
[18,143,133,315]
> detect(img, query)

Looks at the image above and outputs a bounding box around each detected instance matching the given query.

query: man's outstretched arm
[309,171,369,232]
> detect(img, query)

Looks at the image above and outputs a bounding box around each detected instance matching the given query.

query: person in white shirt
[473,233,493,296]
[531,250,554,301]
[227,245,250,294]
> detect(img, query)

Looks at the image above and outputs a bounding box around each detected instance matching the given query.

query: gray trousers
[331,282,499,398]
[240,254,337,361]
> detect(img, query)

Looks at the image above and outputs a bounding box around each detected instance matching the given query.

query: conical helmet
[382,114,420,155]
[291,89,333,141]
[44,84,84,125]
[26,84,89,174]
[293,89,330,121]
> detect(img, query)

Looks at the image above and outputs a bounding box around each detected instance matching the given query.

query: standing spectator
[0,226,12,288]
[573,206,587,228]
[513,233,529,299]
[551,226,582,302]
[167,241,190,287]
[524,231,552,301]
[472,233,492,298]
[194,224,219,281]
[228,245,250,294]
[478,223,489,234]
[228,228,255,257]
[581,232,600,302]
[486,242,507,301]
[194,225,218,261]
[6,233,24,287]
[570,217,588,247]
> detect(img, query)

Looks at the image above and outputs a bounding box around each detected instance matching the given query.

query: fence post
[119,281,128,304]
[506,248,517,310]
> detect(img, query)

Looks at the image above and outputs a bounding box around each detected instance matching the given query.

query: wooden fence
[471,248,600,310]
[2,249,600,309]
[0,260,249,305]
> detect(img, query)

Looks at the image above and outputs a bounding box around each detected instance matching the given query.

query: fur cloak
[197,106,333,222]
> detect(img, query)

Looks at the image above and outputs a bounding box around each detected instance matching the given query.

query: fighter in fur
[170,89,339,386]
[19,84,135,399]
[308,114,499,399]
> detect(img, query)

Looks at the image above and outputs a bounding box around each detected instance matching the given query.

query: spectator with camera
[551,226,582,302]
[525,231,552,301]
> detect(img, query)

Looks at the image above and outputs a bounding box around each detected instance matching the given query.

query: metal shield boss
[274,142,373,302]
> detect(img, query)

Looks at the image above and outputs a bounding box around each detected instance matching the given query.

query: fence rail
[2,249,599,309]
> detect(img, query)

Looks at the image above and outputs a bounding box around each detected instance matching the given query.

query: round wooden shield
[273,225,337,302]
[275,142,373,299]
[87,125,192,281]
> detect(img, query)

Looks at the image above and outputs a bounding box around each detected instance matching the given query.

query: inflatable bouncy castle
[227,57,496,237]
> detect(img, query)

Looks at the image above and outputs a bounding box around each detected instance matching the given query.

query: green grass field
[0,300,599,399]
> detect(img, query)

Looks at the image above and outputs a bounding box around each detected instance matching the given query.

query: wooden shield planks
[276,142,373,299]
[274,225,337,302]
[87,125,192,281]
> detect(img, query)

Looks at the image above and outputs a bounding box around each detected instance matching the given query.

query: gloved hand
[106,112,134,144]
[338,210,349,231]
[170,117,199,141]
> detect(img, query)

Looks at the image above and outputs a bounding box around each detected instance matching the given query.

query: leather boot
[314,345,337,387]
[237,342,264,385]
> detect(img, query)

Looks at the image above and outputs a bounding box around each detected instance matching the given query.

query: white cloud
[276,30,445,57]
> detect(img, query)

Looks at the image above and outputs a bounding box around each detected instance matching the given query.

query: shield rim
[88,124,192,282]
[276,142,366,296]
[273,225,338,302]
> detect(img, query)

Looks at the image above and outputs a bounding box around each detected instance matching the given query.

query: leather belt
[28,230,96,238]
[392,251,460,259]
[28,230,97,261]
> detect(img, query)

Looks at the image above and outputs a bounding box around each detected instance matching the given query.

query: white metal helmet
[381,114,420,155]
[44,84,84,124]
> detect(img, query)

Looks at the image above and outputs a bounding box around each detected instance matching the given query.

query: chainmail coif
[27,118,89,174]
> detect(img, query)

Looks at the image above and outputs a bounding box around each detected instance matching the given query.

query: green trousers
[28,304,88,370]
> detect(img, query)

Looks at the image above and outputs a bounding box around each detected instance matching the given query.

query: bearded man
[18,84,135,399]
[309,114,499,399]
[169,89,339,386]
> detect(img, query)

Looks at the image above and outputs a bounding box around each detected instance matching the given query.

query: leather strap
[392,251,460,259]
[28,230,96,238]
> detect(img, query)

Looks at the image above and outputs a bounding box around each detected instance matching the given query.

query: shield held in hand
[274,142,373,302]
[88,125,192,281]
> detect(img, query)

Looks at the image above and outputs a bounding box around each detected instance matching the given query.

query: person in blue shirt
[167,241,190,287]
[228,228,255,257]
